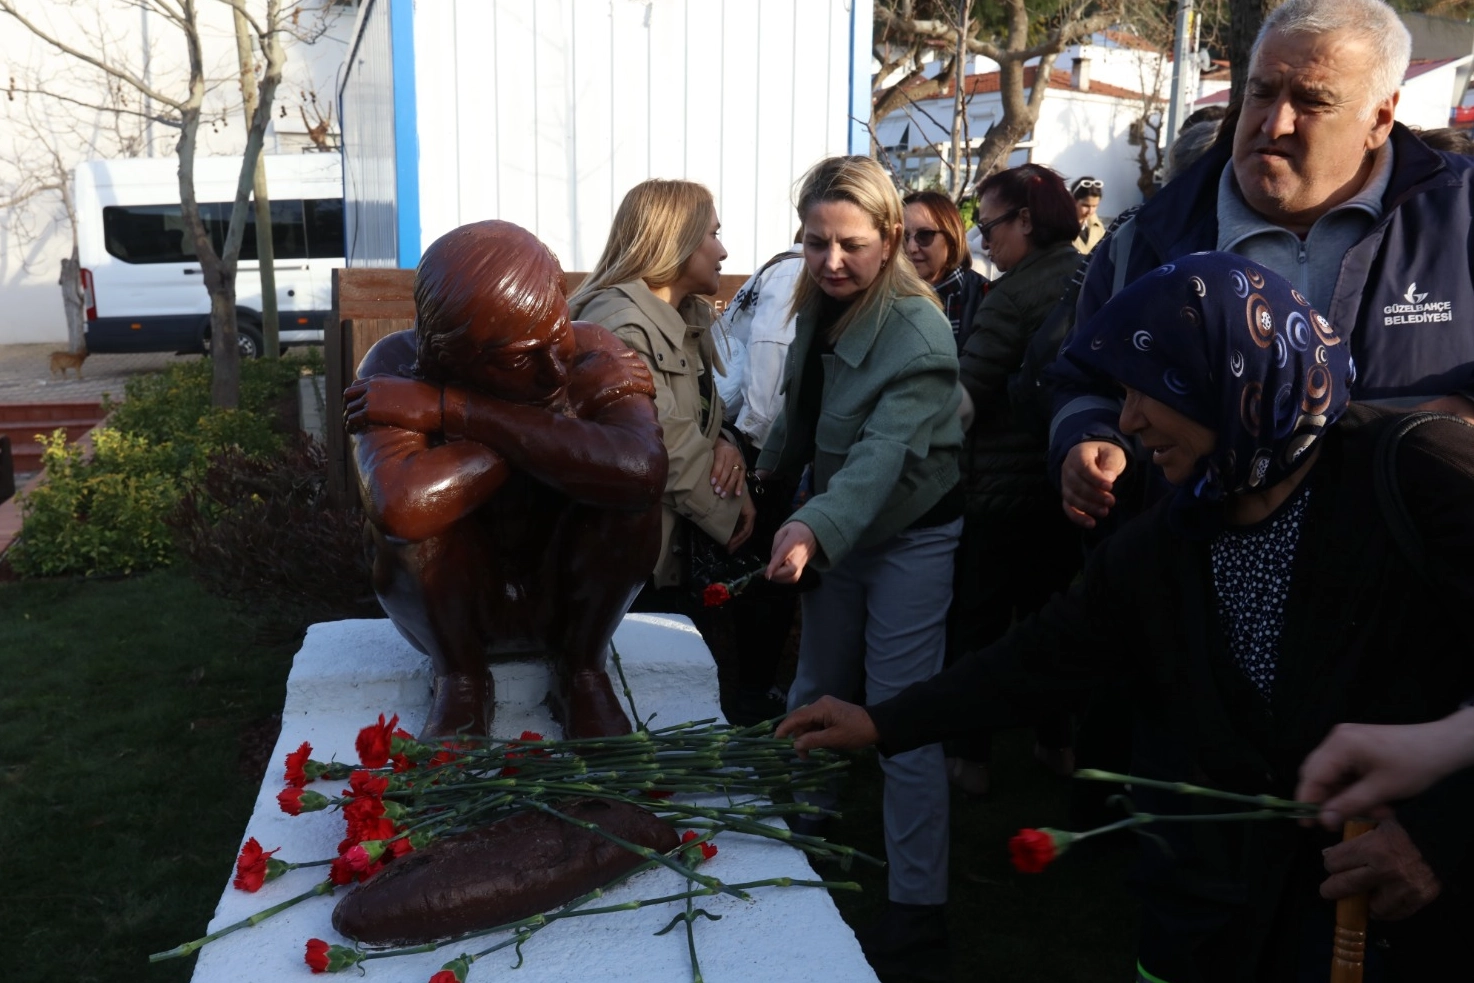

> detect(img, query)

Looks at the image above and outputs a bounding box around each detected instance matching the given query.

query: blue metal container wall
[339,0,398,268]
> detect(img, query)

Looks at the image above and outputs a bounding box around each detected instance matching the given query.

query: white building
[0,0,356,345]
[876,62,1164,221]
[336,0,874,275]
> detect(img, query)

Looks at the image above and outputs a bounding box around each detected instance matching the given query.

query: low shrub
[11,357,309,578]
[7,430,180,577]
[169,434,377,623]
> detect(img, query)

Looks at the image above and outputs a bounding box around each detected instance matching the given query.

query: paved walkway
[0,344,201,405]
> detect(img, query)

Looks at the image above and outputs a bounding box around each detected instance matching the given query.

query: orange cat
[49,346,88,380]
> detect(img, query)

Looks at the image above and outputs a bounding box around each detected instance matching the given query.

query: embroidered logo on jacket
[1384,282,1451,325]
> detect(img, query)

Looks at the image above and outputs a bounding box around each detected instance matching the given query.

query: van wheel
[202,321,265,360]
[236,322,264,360]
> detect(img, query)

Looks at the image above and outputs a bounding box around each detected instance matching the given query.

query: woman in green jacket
[568,180,755,594]
[758,155,962,980]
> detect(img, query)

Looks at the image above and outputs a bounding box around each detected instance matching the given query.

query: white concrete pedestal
[188,615,878,983]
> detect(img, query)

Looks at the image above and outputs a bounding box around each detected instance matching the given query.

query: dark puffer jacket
[959,238,1081,517]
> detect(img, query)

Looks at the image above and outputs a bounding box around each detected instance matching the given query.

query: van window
[305,199,345,258]
[103,198,344,264]
[238,199,307,261]
[103,204,199,263]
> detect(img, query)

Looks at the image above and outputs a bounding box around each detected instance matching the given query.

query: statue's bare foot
[421,671,493,740]
[554,670,632,739]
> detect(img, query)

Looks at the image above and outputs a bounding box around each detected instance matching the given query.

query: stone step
[0,419,104,473]
[0,400,103,424]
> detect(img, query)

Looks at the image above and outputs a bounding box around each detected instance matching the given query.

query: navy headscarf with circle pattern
[1068,251,1355,515]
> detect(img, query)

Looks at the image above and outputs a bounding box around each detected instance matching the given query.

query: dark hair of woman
[901,190,971,271]
[975,164,1079,249]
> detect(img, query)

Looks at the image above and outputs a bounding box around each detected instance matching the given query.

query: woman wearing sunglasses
[902,190,989,351]
[944,163,1086,797]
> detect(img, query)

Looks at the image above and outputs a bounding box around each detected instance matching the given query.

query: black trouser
[945,493,1081,758]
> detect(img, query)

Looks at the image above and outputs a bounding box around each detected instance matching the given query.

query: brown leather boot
[420,671,493,740]
[553,669,632,739]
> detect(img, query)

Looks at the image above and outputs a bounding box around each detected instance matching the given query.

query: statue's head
[413,221,574,404]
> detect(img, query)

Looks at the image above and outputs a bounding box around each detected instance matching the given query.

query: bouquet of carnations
[153,709,876,983]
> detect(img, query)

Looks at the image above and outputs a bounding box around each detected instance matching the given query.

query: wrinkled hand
[710,438,746,499]
[1296,709,1474,830]
[567,347,656,416]
[1320,819,1442,921]
[775,696,880,757]
[1412,394,1474,425]
[726,493,756,552]
[766,521,817,584]
[1060,440,1128,529]
[344,376,443,434]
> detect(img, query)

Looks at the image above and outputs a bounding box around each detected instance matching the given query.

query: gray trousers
[788,516,960,905]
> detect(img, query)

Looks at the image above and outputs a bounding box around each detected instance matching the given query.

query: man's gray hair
[1253,0,1411,119]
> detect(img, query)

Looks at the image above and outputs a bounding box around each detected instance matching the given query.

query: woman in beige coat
[568,180,755,593]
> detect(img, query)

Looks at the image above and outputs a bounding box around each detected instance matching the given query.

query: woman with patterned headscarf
[778,252,1474,982]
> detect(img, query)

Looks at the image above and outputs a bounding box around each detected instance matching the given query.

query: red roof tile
[919,65,1160,103]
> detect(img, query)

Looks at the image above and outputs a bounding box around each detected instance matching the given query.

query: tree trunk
[235,6,279,358]
[59,247,85,353]
[1229,0,1276,105]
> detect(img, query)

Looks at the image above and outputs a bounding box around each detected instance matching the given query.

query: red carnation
[276,787,328,816]
[277,787,305,815]
[232,837,280,893]
[283,741,313,787]
[329,855,356,886]
[429,973,461,983]
[355,713,400,768]
[304,938,331,973]
[304,938,364,973]
[1008,827,1069,873]
[702,583,731,607]
[429,741,470,768]
[519,730,545,743]
[347,770,390,799]
[681,829,718,862]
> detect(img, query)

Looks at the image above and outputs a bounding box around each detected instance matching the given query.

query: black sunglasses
[904,227,941,247]
[976,208,1022,244]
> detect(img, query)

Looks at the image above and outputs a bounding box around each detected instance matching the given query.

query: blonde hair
[569,179,716,304]
[791,156,939,342]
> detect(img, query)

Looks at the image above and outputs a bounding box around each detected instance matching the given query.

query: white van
[74,154,344,358]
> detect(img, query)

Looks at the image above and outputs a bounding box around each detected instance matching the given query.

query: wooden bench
[326,269,750,505]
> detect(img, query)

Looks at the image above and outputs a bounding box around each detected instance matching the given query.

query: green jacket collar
[830,293,897,368]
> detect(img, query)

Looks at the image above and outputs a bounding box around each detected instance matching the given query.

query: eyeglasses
[1073,178,1103,193]
[904,228,940,247]
[976,208,1022,244]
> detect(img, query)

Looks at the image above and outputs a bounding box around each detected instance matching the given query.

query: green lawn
[0,569,299,983]
[0,568,1138,983]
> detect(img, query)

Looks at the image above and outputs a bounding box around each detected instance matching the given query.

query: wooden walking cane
[1330,820,1378,983]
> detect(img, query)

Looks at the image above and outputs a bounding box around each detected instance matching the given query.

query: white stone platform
[189,615,878,983]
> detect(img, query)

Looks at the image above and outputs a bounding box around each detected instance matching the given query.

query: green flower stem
[684,880,704,983]
[348,875,865,966]
[148,880,335,962]
[1074,769,1316,813]
[610,641,646,731]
